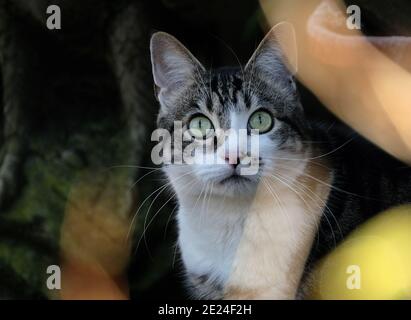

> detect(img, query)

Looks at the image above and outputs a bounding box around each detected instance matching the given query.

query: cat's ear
[245,22,298,78]
[150,32,205,104]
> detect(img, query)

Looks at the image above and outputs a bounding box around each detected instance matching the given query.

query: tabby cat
[149,23,411,299]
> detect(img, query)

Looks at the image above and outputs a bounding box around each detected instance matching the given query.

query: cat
[149,23,411,299]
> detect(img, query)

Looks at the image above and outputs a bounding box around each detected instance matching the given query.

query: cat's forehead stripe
[208,69,246,112]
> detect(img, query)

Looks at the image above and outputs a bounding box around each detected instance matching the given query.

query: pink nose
[224,156,240,168]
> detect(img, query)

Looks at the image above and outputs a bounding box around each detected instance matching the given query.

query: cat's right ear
[245,22,298,78]
[150,32,205,105]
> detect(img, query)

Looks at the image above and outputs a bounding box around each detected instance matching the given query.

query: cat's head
[150,23,311,197]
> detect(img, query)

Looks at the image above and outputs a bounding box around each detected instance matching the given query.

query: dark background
[0,0,409,299]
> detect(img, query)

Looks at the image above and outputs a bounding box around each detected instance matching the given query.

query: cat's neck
[174,159,334,299]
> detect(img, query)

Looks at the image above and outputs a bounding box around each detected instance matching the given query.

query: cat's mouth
[219,173,251,185]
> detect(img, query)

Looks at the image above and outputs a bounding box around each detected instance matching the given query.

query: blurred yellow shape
[60,171,132,300]
[308,205,411,299]
[260,0,411,165]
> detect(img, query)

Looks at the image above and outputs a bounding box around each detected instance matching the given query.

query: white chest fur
[178,196,249,284]
[175,163,332,299]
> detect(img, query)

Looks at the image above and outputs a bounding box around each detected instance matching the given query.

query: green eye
[188,115,214,138]
[248,110,273,134]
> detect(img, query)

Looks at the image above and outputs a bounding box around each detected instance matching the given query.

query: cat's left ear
[150,32,205,106]
[245,22,298,77]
